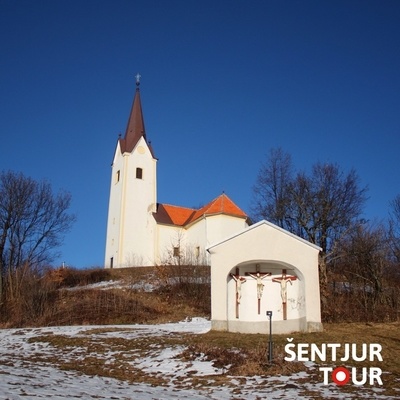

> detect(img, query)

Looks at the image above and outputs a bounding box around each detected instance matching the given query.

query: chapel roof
[207,219,322,252]
[154,193,248,227]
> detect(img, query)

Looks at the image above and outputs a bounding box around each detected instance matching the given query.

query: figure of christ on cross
[272,269,297,320]
[230,268,247,319]
[245,271,271,314]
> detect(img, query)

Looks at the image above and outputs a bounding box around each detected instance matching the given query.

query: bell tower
[104,75,157,268]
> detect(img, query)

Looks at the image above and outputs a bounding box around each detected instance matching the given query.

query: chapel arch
[227,260,305,322]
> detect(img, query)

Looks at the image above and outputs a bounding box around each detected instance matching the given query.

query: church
[104,77,249,269]
[104,76,323,333]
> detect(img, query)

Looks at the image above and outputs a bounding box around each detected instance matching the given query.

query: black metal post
[266,311,273,363]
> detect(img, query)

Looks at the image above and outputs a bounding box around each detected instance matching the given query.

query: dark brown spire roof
[119,84,147,154]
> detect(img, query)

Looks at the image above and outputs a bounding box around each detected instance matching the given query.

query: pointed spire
[120,73,146,153]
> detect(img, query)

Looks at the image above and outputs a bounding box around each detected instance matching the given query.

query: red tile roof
[154,193,247,227]
[155,204,196,226]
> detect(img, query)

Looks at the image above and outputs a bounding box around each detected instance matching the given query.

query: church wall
[184,219,207,263]
[156,224,187,264]
[104,142,124,268]
[154,215,248,266]
[105,137,157,268]
[120,138,157,266]
[183,215,248,265]
[156,220,208,265]
[204,214,248,248]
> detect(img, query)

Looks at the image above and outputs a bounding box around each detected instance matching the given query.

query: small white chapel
[104,76,323,334]
[208,220,323,334]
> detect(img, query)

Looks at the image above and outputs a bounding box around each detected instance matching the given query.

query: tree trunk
[318,253,329,319]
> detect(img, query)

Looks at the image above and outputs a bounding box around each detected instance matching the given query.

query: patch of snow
[0,319,394,399]
[65,279,155,292]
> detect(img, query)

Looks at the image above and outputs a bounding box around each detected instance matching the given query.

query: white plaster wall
[208,220,322,334]
[104,141,124,268]
[105,137,157,268]
[185,218,205,247]
[205,215,248,247]
[185,219,207,262]
[157,221,208,265]
[156,224,187,264]
[154,215,248,266]
[184,215,248,264]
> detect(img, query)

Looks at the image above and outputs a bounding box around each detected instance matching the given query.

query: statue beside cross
[272,269,297,320]
[230,268,246,319]
[230,267,298,320]
[245,268,271,314]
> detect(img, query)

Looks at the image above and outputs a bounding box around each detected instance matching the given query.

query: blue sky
[1,0,399,268]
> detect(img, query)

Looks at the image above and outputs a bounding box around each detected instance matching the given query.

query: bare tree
[389,194,400,263]
[0,171,75,300]
[288,163,368,253]
[289,162,368,296]
[251,147,293,228]
[331,223,399,321]
[252,150,368,313]
[252,153,367,252]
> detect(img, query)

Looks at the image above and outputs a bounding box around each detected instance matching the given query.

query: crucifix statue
[230,268,246,319]
[272,269,297,320]
[245,266,271,314]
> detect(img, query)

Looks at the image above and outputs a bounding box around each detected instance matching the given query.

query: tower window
[136,167,143,179]
[115,170,120,183]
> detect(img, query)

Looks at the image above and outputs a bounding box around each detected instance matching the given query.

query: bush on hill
[0,265,211,328]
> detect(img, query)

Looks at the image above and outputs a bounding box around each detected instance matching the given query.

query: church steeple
[105,73,158,269]
[119,73,146,153]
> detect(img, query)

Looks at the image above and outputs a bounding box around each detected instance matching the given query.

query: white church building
[104,78,249,269]
[104,77,323,334]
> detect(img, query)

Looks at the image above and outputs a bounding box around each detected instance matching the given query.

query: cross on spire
[120,73,147,154]
[135,73,141,86]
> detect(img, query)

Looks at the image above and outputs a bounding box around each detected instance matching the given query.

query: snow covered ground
[0,318,395,399]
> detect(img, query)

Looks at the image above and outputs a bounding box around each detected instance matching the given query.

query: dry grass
[2,265,400,397]
[25,321,400,398]
[185,321,400,398]
[0,265,211,328]
[28,332,176,385]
